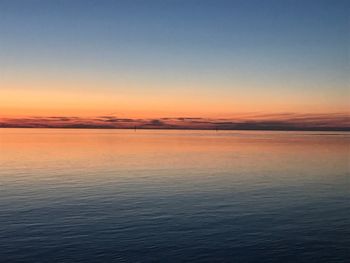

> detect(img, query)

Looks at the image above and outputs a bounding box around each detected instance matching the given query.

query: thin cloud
[0,113,349,131]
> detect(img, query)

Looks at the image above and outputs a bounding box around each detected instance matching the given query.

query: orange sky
[1,83,348,119]
[0,0,349,123]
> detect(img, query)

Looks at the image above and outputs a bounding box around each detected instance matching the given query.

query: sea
[0,129,349,262]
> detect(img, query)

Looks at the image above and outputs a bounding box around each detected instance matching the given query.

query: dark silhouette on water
[0,114,349,131]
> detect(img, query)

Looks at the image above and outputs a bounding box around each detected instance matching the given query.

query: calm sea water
[0,129,349,262]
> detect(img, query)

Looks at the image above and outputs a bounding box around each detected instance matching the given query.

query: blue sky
[0,0,349,117]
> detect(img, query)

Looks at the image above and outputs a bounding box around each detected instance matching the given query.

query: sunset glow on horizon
[1,2,350,261]
[0,0,349,129]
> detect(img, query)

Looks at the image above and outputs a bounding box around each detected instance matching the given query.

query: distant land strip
[1,113,349,131]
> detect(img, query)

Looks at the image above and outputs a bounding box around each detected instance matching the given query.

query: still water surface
[0,129,349,262]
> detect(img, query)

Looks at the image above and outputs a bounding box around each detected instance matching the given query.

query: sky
[0,0,349,129]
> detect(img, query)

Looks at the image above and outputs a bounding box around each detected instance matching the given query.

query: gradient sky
[0,0,349,119]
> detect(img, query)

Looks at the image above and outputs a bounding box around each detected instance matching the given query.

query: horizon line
[0,127,349,132]
[1,113,349,132]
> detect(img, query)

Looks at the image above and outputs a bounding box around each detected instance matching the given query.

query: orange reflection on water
[1,129,349,183]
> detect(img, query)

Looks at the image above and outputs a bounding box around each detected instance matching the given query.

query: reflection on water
[0,129,349,262]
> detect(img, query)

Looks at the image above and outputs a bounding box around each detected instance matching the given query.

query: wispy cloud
[0,113,349,131]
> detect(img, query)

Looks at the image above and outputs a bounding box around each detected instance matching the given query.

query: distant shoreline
[1,127,349,132]
[2,114,348,132]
